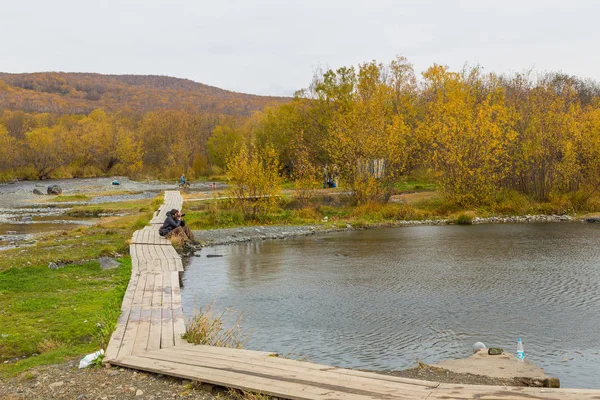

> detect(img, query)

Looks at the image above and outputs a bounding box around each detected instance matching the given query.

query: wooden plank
[143,228,151,244]
[104,307,132,362]
[141,243,153,263]
[120,271,140,311]
[147,272,163,352]
[116,355,401,400]
[160,271,174,349]
[158,343,437,388]
[143,347,436,397]
[132,272,155,355]
[164,245,180,259]
[158,344,438,390]
[116,272,148,360]
[146,245,159,264]
[130,244,139,260]
[174,258,184,272]
[171,271,186,345]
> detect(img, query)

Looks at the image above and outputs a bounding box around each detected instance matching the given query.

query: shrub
[455,212,473,225]
[183,301,246,349]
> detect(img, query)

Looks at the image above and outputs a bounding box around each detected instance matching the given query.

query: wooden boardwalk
[104,191,600,399]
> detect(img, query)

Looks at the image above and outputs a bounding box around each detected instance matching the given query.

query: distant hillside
[0,72,289,115]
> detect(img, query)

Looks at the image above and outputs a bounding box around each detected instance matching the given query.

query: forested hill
[0,72,288,115]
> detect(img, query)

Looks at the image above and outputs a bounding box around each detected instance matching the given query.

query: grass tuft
[183,301,247,349]
[455,212,474,225]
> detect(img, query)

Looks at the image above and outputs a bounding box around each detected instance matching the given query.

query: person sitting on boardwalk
[159,209,195,242]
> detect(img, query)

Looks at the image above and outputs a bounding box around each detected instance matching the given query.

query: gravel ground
[192,225,335,246]
[0,358,234,400]
[0,177,225,208]
[378,364,528,387]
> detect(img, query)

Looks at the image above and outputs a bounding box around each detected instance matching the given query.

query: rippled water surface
[182,223,600,388]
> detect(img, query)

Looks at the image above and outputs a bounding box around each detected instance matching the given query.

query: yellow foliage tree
[226,145,281,218]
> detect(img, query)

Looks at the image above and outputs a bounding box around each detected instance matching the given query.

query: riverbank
[190,213,595,247]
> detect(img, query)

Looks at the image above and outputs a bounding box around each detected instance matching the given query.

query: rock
[49,381,64,389]
[47,185,63,195]
[585,217,600,223]
[76,395,88,400]
[473,342,487,353]
[206,254,223,258]
[544,377,561,388]
[48,262,59,270]
[33,188,44,195]
[99,257,120,270]
[487,347,504,355]
[136,389,144,396]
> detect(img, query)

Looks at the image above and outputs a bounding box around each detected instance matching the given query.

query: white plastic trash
[473,342,487,353]
[79,349,104,369]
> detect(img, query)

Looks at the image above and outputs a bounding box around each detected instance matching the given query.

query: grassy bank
[183,186,600,231]
[0,196,160,377]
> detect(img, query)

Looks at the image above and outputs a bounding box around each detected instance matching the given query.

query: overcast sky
[1,0,598,96]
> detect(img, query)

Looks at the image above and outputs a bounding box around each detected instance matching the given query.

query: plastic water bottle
[79,349,104,369]
[516,338,525,362]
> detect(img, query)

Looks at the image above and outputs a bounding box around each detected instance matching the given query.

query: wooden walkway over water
[104,191,600,399]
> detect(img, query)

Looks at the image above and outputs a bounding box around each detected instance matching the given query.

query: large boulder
[47,185,63,195]
[585,217,600,223]
[33,188,44,195]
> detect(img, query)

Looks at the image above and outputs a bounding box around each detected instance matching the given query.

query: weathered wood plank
[141,347,435,397]
[147,272,163,352]
[171,271,186,345]
[116,355,401,400]
[156,344,438,389]
[160,271,174,349]
[116,273,148,360]
[132,273,155,355]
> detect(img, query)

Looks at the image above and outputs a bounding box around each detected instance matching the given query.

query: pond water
[181,223,600,389]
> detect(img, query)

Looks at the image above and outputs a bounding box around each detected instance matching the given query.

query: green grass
[0,195,160,377]
[0,259,131,377]
[48,194,91,202]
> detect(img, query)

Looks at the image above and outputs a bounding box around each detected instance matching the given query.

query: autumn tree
[326,61,412,204]
[226,145,281,218]
[417,65,516,206]
[291,131,320,205]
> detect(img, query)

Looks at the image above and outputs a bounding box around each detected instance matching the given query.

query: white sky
[1,0,598,96]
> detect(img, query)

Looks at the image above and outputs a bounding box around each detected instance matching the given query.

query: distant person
[159,209,195,242]
[179,174,186,185]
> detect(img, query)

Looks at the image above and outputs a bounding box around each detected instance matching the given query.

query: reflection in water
[182,223,600,388]
[224,241,283,287]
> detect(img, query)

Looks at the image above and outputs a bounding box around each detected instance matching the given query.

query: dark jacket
[159,214,182,236]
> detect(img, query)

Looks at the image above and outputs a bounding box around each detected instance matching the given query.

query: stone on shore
[99,257,120,270]
[47,185,63,195]
[434,350,560,387]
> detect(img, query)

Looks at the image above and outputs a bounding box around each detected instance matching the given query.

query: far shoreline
[191,213,597,248]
